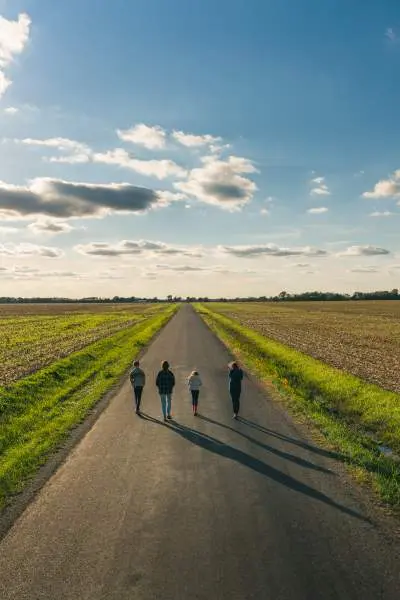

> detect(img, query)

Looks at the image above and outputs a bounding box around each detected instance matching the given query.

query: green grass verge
[195,304,400,509]
[0,305,177,509]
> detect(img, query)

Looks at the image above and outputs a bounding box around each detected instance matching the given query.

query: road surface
[0,305,399,599]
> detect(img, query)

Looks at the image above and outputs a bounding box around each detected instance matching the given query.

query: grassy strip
[195,304,400,509]
[0,305,177,509]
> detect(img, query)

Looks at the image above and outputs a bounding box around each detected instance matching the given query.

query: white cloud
[117,124,166,149]
[369,211,394,217]
[310,176,330,196]
[19,137,92,164]
[172,130,222,148]
[4,106,18,115]
[0,178,163,219]
[348,266,379,273]
[174,155,258,210]
[0,13,31,98]
[385,28,397,42]
[28,219,74,235]
[93,148,186,180]
[0,225,19,234]
[338,245,390,257]
[307,207,328,214]
[260,208,269,215]
[75,240,202,258]
[363,170,400,198]
[221,244,327,258]
[0,243,63,258]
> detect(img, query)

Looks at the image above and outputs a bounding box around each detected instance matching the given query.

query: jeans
[230,389,241,415]
[133,386,143,410]
[159,393,172,417]
[191,390,199,406]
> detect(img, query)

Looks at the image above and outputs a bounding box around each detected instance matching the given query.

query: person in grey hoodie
[129,360,146,414]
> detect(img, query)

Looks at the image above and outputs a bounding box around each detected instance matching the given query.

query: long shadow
[142,416,370,523]
[238,417,346,461]
[198,415,333,475]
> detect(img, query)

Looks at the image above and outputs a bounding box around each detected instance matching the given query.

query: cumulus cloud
[28,219,75,235]
[117,124,166,149]
[175,155,258,210]
[0,12,31,98]
[172,130,222,148]
[260,208,269,215]
[363,170,400,198]
[93,148,186,180]
[310,176,330,196]
[307,207,328,214]
[0,178,162,219]
[338,245,390,257]
[0,243,63,258]
[75,240,202,258]
[221,244,327,258]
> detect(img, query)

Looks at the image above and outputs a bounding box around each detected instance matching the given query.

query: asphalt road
[0,305,399,600]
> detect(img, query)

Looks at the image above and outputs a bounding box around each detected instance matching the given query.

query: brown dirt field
[209,301,400,393]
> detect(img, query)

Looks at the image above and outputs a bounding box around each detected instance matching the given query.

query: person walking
[156,360,175,421]
[129,360,146,414]
[228,361,243,419]
[187,370,202,416]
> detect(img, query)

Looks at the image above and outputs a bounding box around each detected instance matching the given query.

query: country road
[0,304,399,600]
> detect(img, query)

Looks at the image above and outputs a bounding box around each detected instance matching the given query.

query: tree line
[0,289,399,304]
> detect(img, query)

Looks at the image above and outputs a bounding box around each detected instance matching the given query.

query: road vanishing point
[0,305,399,599]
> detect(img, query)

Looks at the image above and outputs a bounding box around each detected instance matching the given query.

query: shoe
[194,411,198,416]
[233,413,238,419]
[167,415,172,420]
[163,416,167,422]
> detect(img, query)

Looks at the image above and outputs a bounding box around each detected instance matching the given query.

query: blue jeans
[159,393,172,417]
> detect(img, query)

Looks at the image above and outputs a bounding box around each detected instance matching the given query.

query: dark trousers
[134,386,143,410]
[191,390,200,406]
[230,389,241,415]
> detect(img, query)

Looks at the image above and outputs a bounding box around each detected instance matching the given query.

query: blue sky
[1,0,400,298]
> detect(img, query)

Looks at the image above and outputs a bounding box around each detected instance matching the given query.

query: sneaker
[233,413,238,419]
[194,411,198,416]
[163,416,167,422]
[167,415,172,420]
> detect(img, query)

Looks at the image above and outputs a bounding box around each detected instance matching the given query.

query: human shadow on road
[161,420,370,523]
[198,415,333,476]
[238,417,345,461]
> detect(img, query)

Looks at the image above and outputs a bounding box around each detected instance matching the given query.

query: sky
[1,0,400,298]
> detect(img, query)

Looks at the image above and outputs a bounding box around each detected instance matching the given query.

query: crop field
[0,303,163,385]
[206,301,400,393]
[0,302,175,509]
[197,302,400,507]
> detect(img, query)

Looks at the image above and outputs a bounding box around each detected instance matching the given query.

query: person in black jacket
[228,361,244,419]
[156,360,175,421]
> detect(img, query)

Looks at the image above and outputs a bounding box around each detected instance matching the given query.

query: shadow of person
[162,420,370,524]
[197,415,333,475]
[238,417,345,461]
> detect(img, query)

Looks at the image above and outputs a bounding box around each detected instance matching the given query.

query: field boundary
[0,305,178,541]
[194,303,400,511]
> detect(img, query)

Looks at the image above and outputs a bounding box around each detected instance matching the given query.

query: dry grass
[208,301,400,393]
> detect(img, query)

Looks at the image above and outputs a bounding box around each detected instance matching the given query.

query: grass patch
[0,305,177,509]
[195,304,400,509]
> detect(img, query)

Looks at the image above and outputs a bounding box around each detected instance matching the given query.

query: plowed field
[207,301,400,393]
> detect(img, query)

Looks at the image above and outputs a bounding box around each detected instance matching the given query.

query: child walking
[187,370,202,416]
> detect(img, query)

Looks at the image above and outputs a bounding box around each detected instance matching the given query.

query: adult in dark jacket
[229,361,243,419]
[156,360,175,421]
[129,360,146,414]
